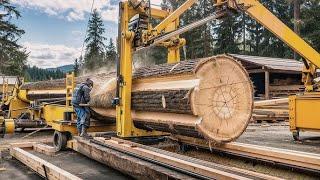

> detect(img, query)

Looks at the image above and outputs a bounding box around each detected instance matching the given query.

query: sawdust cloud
[79,46,166,101]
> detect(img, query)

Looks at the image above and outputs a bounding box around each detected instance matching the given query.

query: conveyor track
[70,136,282,180]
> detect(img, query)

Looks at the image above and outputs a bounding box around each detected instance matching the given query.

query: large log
[91,55,253,143]
[20,55,253,143]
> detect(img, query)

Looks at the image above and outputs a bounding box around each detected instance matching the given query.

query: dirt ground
[0,123,319,179]
[0,129,130,179]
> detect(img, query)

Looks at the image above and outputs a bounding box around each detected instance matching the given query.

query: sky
[11,0,162,68]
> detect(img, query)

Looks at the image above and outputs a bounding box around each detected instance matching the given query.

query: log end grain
[192,55,253,143]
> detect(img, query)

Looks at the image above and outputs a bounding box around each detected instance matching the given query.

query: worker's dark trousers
[74,106,91,133]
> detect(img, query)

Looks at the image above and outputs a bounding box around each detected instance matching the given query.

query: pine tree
[106,38,117,65]
[74,58,79,76]
[301,0,320,52]
[244,0,294,58]
[161,0,215,59]
[84,9,107,70]
[0,0,28,76]
[213,13,242,54]
[24,66,64,82]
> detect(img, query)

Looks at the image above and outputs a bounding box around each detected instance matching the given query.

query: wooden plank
[9,142,36,149]
[247,69,265,73]
[254,98,289,107]
[253,109,289,115]
[109,137,282,180]
[173,135,320,171]
[99,138,244,180]
[33,143,57,156]
[10,147,81,180]
[70,137,194,179]
[269,85,304,91]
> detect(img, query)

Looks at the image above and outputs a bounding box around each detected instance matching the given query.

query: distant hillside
[25,66,65,82]
[47,64,74,73]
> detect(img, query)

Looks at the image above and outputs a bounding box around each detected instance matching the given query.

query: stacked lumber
[20,55,254,143]
[269,85,304,97]
[253,98,289,123]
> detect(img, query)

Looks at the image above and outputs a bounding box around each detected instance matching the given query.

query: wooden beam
[265,70,270,99]
[70,137,193,179]
[71,137,280,179]
[254,98,289,107]
[173,135,320,171]
[10,147,81,180]
[33,143,57,156]
[100,138,244,179]
[248,69,301,74]
[247,69,265,73]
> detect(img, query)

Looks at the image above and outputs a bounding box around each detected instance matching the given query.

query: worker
[71,78,94,138]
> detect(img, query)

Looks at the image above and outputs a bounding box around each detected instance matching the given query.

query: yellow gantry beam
[154,0,197,34]
[238,0,320,68]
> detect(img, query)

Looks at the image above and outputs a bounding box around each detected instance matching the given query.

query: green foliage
[301,0,320,52]
[74,58,79,76]
[24,66,65,82]
[213,13,242,54]
[161,0,215,59]
[84,9,107,70]
[106,38,117,65]
[158,0,320,60]
[0,0,28,76]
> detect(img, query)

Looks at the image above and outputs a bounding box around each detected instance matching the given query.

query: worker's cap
[86,78,94,87]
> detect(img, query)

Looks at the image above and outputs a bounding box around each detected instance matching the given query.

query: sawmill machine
[2,0,320,149]
[0,73,114,138]
[112,0,320,142]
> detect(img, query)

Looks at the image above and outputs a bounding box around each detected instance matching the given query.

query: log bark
[20,55,254,143]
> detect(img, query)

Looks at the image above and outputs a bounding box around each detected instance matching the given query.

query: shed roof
[228,54,304,72]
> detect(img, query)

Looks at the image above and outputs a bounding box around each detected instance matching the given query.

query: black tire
[293,131,300,141]
[53,131,68,151]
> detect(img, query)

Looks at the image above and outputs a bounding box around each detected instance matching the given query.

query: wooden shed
[228,54,304,99]
[0,75,19,100]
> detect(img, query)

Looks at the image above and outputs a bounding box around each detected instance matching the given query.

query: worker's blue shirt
[71,83,91,106]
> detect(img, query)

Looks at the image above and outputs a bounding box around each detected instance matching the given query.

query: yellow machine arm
[145,0,320,88]
[221,0,320,90]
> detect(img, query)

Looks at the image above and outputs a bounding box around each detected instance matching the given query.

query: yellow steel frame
[117,2,170,137]
[66,72,75,108]
[52,120,116,135]
[289,93,320,133]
